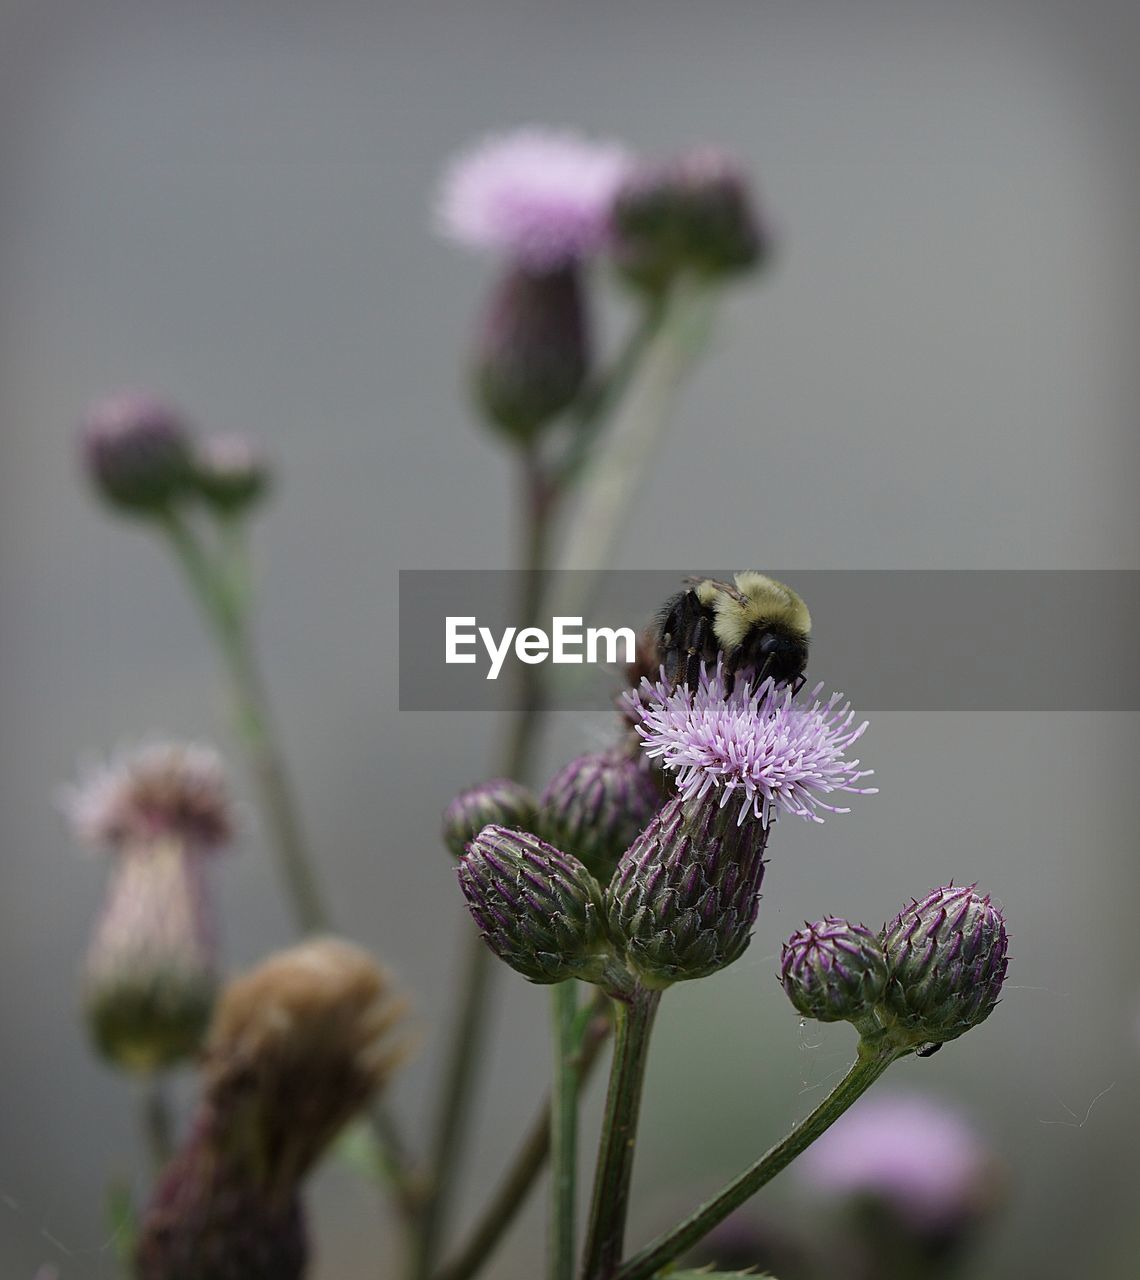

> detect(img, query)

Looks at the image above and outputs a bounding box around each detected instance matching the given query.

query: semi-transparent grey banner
[399,571,1140,711]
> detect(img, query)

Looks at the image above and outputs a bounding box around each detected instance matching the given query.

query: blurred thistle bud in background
[796,1093,1005,1279]
[607,661,874,986]
[191,433,272,517]
[877,884,1008,1056]
[81,391,195,515]
[781,917,888,1032]
[135,937,411,1280]
[472,263,589,441]
[612,148,769,295]
[63,742,234,1072]
[441,777,537,859]
[538,745,664,885]
[457,825,619,987]
[436,126,632,443]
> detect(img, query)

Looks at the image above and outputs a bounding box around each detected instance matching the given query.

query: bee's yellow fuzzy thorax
[704,571,811,650]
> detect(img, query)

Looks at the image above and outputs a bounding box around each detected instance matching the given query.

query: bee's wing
[683,576,750,607]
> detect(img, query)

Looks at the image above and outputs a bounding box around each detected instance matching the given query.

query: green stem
[158,511,329,934]
[432,998,611,1280]
[553,279,715,609]
[412,927,495,1278]
[555,298,667,491]
[581,988,662,1280]
[550,982,580,1280]
[613,1041,903,1280]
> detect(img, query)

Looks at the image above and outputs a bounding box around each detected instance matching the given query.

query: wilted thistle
[64,742,233,1071]
[134,937,412,1280]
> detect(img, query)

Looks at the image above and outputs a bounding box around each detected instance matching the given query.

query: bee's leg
[790,673,807,697]
[683,612,708,690]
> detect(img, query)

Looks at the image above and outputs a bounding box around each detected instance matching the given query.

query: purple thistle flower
[436,127,633,270]
[796,1093,1000,1233]
[624,659,876,826]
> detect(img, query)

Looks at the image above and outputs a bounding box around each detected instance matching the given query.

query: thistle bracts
[877,884,1008,1054]
[458,826,615,985]
[81,392,195,515]
[192,433,272,516]
[612,148,768,294]
[473,263,590,441]
[607,795,768,987]
[83,838,218,1070]
[442,777,537,859]
[780,918,888,1030]
[538,747,663,884]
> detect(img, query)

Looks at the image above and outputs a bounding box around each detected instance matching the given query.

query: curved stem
[613,1041,903,1280]
[550,982,580,1280]
[580,988,662,1280]
[432,998,611,1280]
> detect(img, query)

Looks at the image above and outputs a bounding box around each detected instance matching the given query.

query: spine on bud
[606,795,768,987]
[458,825,616,985]
[877,884,1008,1054]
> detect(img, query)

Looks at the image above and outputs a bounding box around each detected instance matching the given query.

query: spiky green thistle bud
[81,392,195,514]
[877,884,1008,1054]
[458,826,616,985]
[538,747,663,885]
[606,795,768,988]
[473,263,589,442]
[780,918,888,1028]
[442,778,537,859]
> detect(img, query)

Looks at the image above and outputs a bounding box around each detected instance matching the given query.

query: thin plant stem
[612,1040,904,1280]
[433,998,611,1280]
[412,927,495,1277]
[157,512,423,1224]
[580,987,662,1280]
[158,511,329,934]
[139,1072,173,1178]
[549,982,580,1280]
[552,279,714,617]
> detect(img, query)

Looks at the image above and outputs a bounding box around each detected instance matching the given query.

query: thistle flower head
[64,742,234,851]
[797,1094,1001,1234]
[458,826,615,986]
[613,147,769,291]
[437,127,633,269]
[780,917,888,1026]
[878,884,1009,1053]
[81,391,194,513]
[192,433,272,515]
[625,660,876,826]
[442,777,537,859]
[539,746,664,885]
[203,937,412,1193]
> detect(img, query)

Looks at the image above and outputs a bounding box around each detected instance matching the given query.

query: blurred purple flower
[624,659,876,825]
[797,1094,997,1232]
[63,741,233,851]
[436,126,633,269]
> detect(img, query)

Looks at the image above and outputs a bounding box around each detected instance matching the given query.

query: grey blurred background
[2,1,1138,1276]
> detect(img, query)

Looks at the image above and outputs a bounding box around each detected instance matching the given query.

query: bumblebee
[653,571,811,693]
